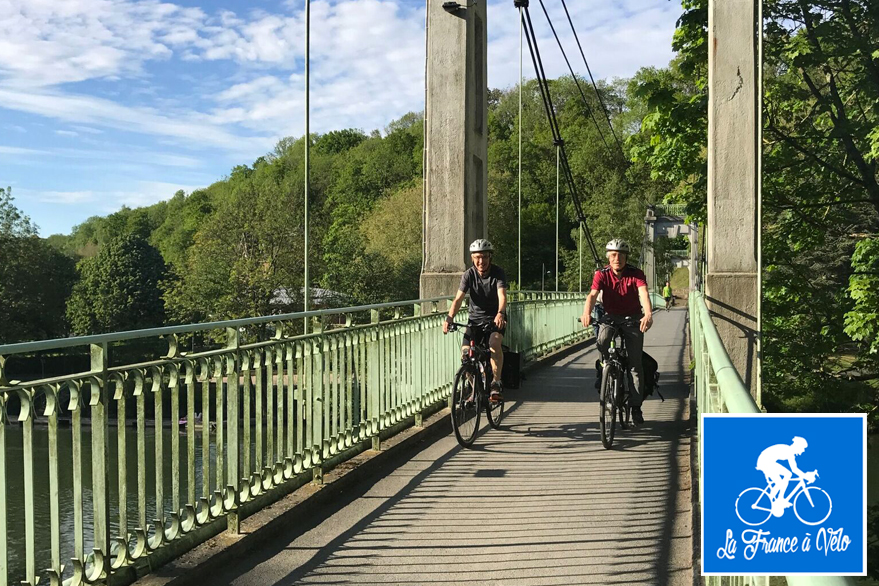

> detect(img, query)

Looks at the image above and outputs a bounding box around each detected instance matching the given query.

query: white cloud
[71,125,104,134]
[0,87,269,154]
[0,145,49,156]
[0,0,678,160]
[28,180,200,208]
[37,190,97,204]
[56,130,79,137]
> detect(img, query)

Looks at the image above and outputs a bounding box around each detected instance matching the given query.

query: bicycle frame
[757,475,812,510]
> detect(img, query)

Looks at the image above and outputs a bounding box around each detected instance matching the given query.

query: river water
[3,424,220,584]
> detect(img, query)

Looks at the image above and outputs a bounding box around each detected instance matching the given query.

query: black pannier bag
[501,345,521,389]
[641,351,659,398]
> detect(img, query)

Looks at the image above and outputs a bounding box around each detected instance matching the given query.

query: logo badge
[702,414,866,576]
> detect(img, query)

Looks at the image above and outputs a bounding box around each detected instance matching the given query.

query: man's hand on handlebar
[580,313,592,329]
[442,316,452,334]
[639,313,653,333]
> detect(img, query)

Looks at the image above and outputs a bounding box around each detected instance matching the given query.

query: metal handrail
[0,290,591,586]
[692,293,759,414]
[0,290,583,357]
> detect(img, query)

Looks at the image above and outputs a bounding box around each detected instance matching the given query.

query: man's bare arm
[580,289,600,328]
[638,285,653,333]
[443,290,467,334]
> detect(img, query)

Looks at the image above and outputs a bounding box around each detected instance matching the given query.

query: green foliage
[164,152,307,323]
[761,0,879,413]
[633,0,879,419]
[628,0,708,221]
[845,238,879,361]
[11,80,674,340]
[0,186,38,237]
[320,117,424,303]
[67,235,167,334]
[360,183,422,300]
[487,77,663,290]
[653,235,689,289]
[870,504,879,580]
[0,187,76,343]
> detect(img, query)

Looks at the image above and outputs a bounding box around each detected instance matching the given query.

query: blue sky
[0,0,680,236]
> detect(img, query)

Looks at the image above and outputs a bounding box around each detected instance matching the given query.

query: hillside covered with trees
[1,74,665,343]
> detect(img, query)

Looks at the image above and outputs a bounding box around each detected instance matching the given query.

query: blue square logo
[702,414,866,576]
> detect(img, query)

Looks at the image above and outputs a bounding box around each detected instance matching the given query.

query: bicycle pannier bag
[501,346,521,389]
[642,351,659,397]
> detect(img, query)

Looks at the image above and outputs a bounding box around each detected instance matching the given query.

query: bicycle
[734,471,832,526]
[447,321,505,447]
[594,315,640,449]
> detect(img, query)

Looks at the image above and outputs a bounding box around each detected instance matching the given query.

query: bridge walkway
[206,309,693,586]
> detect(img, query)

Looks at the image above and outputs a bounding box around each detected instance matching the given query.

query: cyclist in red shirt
[580,239,653,424]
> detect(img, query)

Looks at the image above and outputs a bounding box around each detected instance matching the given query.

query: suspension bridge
[0,1,861,585]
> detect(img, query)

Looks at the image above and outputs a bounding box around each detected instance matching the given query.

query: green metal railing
[0,291,589,586]
[690,291,855,586]
[654,203,688,217]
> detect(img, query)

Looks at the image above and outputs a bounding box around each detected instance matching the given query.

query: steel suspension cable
[304,0,310,328]
[536,0,615,158]
[522,7,600,266]
[518,4,523,288]
[558,0,627,159]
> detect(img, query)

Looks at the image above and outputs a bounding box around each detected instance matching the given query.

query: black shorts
[463,321,505,347]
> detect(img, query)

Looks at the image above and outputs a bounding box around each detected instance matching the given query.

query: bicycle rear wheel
[486,392,504,429]
[599,364,617,449]
[451,367,480,447]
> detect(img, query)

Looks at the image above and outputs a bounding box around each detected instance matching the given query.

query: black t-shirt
[459,265,507,322]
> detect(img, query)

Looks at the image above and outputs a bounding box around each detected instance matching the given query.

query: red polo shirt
[591,265,647,316]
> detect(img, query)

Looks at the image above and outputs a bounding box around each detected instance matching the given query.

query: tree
[164,155,306,324]
[67,235,167,334]
[0,187,77,343]
[844,238,879,369]
[630,0,879,428]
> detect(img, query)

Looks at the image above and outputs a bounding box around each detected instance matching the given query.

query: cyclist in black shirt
[442,239,508,402]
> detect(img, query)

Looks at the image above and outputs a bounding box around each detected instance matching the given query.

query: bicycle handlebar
[593,315,640,328]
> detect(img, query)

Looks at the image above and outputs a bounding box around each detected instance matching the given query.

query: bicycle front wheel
[450,368,480,447]
[599,364,617,449]
[794,486,832,525]
[486,392,504,429]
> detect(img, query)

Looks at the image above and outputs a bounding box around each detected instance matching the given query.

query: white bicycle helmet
[605,238,630,254]
[469,239,494,253]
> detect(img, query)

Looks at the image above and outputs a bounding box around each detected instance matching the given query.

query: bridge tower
[706,0,761,397]
[420,0,489,298]
[642,205,698,295]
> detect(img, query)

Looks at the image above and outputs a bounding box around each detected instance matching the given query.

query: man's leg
[596,323,612,359]
[489,332,504,383]
[775,468,793,504]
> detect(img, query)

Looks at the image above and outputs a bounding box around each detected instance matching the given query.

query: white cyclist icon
[734,436,833,526]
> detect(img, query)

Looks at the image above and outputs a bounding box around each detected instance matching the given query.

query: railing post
[312,317,325,485]
[90,342,111,582]
[225,327,241,533]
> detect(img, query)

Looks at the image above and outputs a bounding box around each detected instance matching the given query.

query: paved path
[210,308,693,586]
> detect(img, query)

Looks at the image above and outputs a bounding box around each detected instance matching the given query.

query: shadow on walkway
[208,310,693,586]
